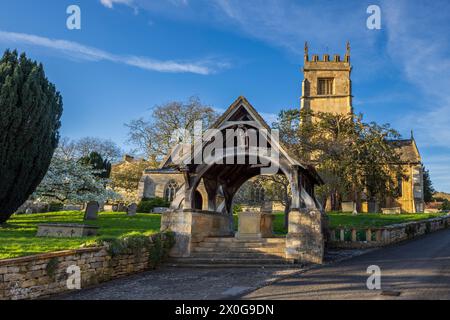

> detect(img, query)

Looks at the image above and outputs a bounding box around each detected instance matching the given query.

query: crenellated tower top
[301,42,353,115]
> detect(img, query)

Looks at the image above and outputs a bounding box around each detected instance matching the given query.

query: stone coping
[0,246,103,266]
[37,223,99,229]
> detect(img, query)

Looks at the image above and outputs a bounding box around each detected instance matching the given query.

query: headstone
[112,204,119,212]
[84,201,99,220]
[235,211,262,239]
[261,201,273,213]
[260,213,275,238]
[25,208,33,214]
[127,203,138,216]
[341,201,354,213]
[117,203,127,212]
[37,223,99,237]
[98,201,105,212]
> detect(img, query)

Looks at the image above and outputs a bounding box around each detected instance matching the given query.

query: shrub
[233,204,242,215]
[440,199,450,211]
[48,202,64,212]
[148,231,175,268]
[137,197,169,213]
[87,231,175,268]
[45,257,59,279]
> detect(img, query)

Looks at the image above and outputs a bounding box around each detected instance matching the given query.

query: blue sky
[1,0,449,192]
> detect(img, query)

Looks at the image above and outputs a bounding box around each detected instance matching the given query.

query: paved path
[243,229,450,300]
[55,267,299,300]
[53,250,362,300]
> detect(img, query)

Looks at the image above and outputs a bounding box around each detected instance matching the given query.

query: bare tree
[55,137,122,162]
[125,96,218,161]
[75,137,122,162]
[54,137,78,160]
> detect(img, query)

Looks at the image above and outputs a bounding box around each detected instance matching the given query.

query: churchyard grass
[326,212,446,228]
[235,212,445,235]
[0,211,160,259]
[0,210,445,259]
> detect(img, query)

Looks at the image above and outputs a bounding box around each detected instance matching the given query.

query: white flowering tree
[34,156,120,204]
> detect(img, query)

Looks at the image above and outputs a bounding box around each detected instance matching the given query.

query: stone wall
[0,234,172,300]
[161,209,233,257]
[286,209,325,264]
[328,215,450,249]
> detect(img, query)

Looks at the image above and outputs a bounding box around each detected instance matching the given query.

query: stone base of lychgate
[161,210,193,257]
[161,209,233,258]
[285,209,325,264]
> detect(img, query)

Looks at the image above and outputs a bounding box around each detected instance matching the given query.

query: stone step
[202,237,285,244]
[163,263,300,269]
[195,242,285,248]
[190,252,286,259]
[192,246,285,254]
[167,257,294,265]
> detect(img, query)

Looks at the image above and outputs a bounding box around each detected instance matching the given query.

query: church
[136,43,425,214]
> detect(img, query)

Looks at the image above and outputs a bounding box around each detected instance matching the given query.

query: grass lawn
[0,211,161,260]
[0,210,446,259]
[326,212,446,229]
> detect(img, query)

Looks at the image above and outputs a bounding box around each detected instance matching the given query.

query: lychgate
[159,96,326,265]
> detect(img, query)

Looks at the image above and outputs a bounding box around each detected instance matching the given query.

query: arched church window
[397,175,403,198]
[164,180,179,202]
[251,180,265,203]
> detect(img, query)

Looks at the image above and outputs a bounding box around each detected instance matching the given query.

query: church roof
[388,139,421,164]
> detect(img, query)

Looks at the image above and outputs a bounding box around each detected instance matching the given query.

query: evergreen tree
[79,152,111,179]
[0,50,63,223]
[423,166,435,203]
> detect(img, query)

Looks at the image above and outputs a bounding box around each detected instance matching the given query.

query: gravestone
[37,223,99,238]
[260,213,275,238]
[117,203,127,212]
[235,211,262,239]
[25,208,33,214]
[127,203,138,216]
[84,201,99,220]
[261,201,273,213]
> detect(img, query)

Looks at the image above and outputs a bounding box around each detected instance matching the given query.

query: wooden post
[340,229,345,241]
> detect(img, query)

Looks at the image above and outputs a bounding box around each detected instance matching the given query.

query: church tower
[301,42,353,115]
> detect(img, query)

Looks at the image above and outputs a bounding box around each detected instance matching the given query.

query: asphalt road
[242,229,450,300]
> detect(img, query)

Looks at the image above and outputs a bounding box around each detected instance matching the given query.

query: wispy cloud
[100,0,135,9]
[0,30,229,75]
[382,0,450,147]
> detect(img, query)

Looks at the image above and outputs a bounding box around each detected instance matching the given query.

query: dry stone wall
[0,233,172,300]
[328,215,450,249]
